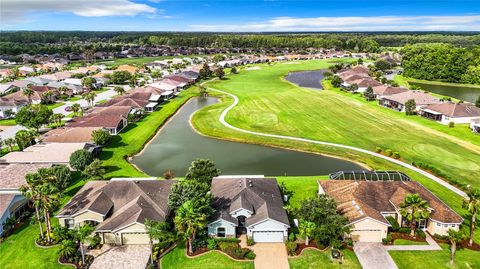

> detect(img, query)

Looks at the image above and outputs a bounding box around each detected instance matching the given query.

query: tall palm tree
[58,239,77,261]
[145,219,174,265]
[71,103,81,117]
[75,224,94,265]
[82,92,96,108]
[463,186,480,246]
[113,86,125,96]
[20,173,45,239]
[174,200,207,255]
[37,178,60,243]
[4,138,16,152]
[447,229,464,266]
[399,193,430,237]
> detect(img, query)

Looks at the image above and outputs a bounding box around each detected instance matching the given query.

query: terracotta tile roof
[210,177,290,226]
[382,90,441,106]
[350,77,383,87]
[319,180,463,225]
[41,127,100,143]
[116,65,139,74]
[423,102,480,118]
[58,179,175,232]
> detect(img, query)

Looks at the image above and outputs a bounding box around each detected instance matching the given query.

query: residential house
[372,85,408,100]
[18,66,36,76]
[116,65,139,74]
[0,142,96,165]
[41,127,101,143]
[207,176,290,243]
[318,178,463,242]
[57,178,175,245]
[0,163,52,235]
[178,70,199,82]
[39,71,72,82]
[67,106,131,135]
[0,98,27,118]
[46,81,81,95]
[380,90,441,112]
[420,102,480,125]
[0,69,13,78]
[24,77,54,86]
[0,84,17,95]
[98,96,155,113]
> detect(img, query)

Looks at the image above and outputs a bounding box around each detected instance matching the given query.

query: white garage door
[352,230,383,242]
[253,231,284,243]
[121,233,150,245]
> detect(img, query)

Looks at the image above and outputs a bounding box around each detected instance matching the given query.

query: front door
[419,219,427,229]
[236,216,246,234]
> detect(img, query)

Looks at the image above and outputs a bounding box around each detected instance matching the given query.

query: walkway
[207,87,466,198]
[89,244,150,269]
[354,242,398,269]
[385,233,441,251]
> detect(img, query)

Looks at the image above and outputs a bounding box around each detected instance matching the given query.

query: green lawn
[47,102,65,110]
[191,59,480,243]
[160,243,254,269]
[393,239,428,245]
[0,119,17,126]
[277,176,327,208]
[389,243,480,269]
[289,248,361,269]
[100,87,199,178]
[98,54,213,66]
[0,175,85,269]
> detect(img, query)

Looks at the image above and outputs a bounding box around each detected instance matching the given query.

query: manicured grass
[395,75,480,88]
[0,174,84,269]
[389,243,480,269]
[393,239,428,245]
[68,96,81,102]
[289,248,361,269]
[160,243,254,269]
[47,102,65,110]
[0,119,17,126]
[100,87,199,178]
[192,60,480,243]
[98,54,212,66]
[277,176,327,208]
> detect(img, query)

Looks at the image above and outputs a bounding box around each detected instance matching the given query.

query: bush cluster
[285,241,298,256]
[382,234,393,244]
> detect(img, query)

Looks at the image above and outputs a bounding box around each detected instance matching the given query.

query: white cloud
[1,0,156,24]
[190,15,480,32]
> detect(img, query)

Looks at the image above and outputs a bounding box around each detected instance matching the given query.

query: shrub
[415,229,426,239]
[246,238,254,246]
[386,216,400,232]
[207,239,218,250]
[385,149,393,157]
[244,250,256,260]
[285,241,298,256]
[215,237,240,243]
[375,147,382,153]
[433,234,449,241]
[398,227,410,234]
[69,149,93,171]
[288,233,296,242]
[218,242,237,252]
[91,129,110,146]
[89,234,101,249]
[393,152,400,159]
[448,121,455,128]
[382,234,393,244]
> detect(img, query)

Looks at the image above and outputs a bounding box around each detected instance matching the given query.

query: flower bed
[294,240,328,256]
[58,254,94,269]
[188,238,255,260]
[383,232,428,245]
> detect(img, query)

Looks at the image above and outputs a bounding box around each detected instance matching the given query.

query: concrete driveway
[89,245,150,269]
[249,243,289,269]
[353,242,398,269]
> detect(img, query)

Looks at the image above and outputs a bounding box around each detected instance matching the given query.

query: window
[450,224,456,227]
[217,227,226,237]
[443,224,448,228]
[436,223,441,227]
[65,219,75,228]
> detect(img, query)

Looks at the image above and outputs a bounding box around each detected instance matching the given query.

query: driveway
[353,242,398,269]
[249,243,289,269]
[0,125,26,139]
[89,245,150,269]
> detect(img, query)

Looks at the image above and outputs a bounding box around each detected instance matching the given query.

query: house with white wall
[420,102,480,125]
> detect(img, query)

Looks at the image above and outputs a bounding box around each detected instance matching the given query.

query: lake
[132,97,363,177]
[410,81,480,103]
[285,70,325,89]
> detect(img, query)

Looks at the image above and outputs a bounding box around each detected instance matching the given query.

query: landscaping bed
[432,234,480,251]
[384,232,427,245]
[188,238,255,260]
[58,254,94,269]
[294,240,327,256]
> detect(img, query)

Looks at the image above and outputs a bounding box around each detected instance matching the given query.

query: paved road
[385,233,441,251]
[208,87,466,198]
[0,125,27,140]
[53,87,125,116]
[354,242,398,269]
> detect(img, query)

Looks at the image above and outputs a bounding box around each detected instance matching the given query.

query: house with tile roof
[67,106,131,135]
[57,178,174,245]
[318,178,463,242]
[419,102,480,125]
[207,176,290,243]
[380,90,442,112]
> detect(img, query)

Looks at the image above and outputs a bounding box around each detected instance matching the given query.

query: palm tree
[38,179,60,243]
[75,224,94,265]
[20,173,45,239]
[198,85,207,97]
[113,86,125,96]
[447,229,464,266]
[71,103,81,117]
[463,186,480,246]
[49,113,63,127]
[82,92,96,108]
[174,200,207,255]
[299,221,316,246]
[58,86,69,97]
[145,219,174,265]
[399,193,430,237]
[4,138,16,152]
[22,87,34,104]
[58,239,77,261]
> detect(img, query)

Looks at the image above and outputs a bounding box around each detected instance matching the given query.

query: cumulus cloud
[1,0,156,24]
[190,15,480,32]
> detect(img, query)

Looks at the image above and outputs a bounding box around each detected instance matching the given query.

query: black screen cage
[329,170,411,181]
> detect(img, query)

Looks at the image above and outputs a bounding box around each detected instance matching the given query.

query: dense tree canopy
[15,104,53,130]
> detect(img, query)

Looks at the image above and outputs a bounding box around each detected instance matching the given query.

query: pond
[284,70,326,89]
[132,97,363,176]
[410,81,480,103]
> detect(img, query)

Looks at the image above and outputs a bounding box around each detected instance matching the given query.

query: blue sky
[1,0,479,31]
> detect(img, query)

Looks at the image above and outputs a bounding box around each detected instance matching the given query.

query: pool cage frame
[329,170,411,181]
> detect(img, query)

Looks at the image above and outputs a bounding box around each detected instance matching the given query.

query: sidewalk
[385,233,441,251]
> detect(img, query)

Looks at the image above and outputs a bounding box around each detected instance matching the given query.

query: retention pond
[133,97,363,176]
[284,70,325,89]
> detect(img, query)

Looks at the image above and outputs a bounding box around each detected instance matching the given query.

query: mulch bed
[295,240,327,255]
[189,247,210,256]
[434,238,480,251]
[59,255,94,269]
[383,232,427,245]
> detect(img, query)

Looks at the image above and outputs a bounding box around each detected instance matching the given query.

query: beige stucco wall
[350,218,389,242]
[73,211,104,225]
[427,220,460,236]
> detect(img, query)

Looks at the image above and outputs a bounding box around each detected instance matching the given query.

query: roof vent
[135,180,140,183]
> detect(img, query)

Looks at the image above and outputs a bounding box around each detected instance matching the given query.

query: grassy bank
[395,75,480,89]
[98,54,212,66]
